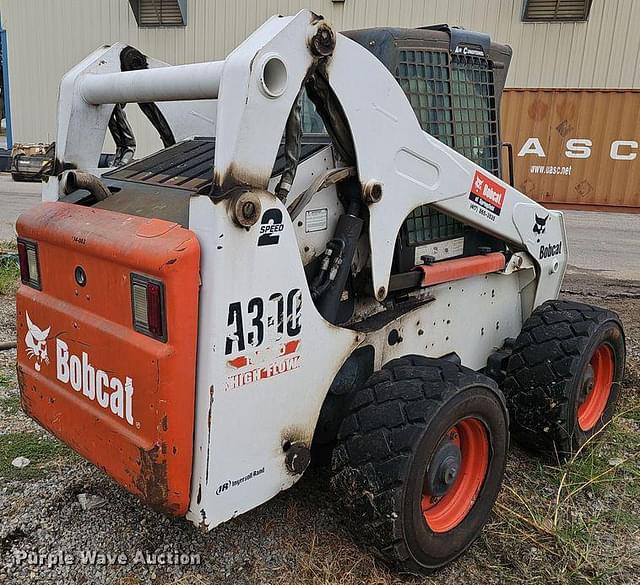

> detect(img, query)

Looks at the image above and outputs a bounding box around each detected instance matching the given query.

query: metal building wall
[1,0,640,153]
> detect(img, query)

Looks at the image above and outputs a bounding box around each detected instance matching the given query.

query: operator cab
[343,26,512,278]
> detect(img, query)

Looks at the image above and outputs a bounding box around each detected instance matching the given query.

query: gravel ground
[0,270,638,585]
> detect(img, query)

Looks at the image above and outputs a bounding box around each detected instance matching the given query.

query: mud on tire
[503,300,625,458]
[330,356,509,573]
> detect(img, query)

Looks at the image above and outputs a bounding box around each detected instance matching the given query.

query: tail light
[17,238,41,290]
[131,273,166,342]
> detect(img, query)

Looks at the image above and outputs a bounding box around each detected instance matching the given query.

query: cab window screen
[396,48,499,245]
[396,49,499,175]
[405,204,464,246]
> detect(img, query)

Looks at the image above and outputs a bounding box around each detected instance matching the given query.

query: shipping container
[502,89,640,212]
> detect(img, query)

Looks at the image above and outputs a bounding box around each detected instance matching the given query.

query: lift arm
[50,9,567,306]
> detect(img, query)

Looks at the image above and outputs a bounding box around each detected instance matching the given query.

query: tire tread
[503,300,621,454]
[331,355,500,571]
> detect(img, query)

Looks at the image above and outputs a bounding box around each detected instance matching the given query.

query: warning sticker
[305,208,328,233]
[414,237,464,264]
[469,171,506,218]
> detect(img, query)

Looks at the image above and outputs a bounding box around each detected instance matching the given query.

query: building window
[522,0,592,22]
[128,0,187,27]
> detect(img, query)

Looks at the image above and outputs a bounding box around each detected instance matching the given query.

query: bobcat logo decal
[532,214,549,242]
[25,312,50,372]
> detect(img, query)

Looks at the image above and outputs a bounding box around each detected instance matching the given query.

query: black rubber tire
[330,356,509,573]
[503,300,625,458]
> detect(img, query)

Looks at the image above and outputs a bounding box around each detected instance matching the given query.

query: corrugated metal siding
[2,0,640,153]
[501,89,640,210]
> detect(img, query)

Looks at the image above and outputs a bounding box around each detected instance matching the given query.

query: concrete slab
[0,174,41,242]
[562,210,640,282]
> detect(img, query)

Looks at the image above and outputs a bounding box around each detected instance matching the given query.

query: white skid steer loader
[15,10,625,572]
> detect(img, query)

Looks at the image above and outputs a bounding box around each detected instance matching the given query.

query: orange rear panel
[16,203,200,515]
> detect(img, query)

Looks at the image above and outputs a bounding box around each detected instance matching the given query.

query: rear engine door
[16,203,200,515]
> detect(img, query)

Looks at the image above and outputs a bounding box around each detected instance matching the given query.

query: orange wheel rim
[577,344,615,431]
[421,418,489,533]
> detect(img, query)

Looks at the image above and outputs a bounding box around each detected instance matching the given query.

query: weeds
[0,431,72,480]
[493,409,640,583]
[0,395,20,415]
[0,240,17,252]
[0,262,19,295]
[0,241,19,295]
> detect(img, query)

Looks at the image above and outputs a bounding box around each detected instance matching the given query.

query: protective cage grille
[396,49,499,175]
[396,48,500,246]
[405,205,464,246]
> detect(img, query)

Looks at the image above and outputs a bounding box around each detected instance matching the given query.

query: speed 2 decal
[225,288,302,390]
[257,209,284,247]
[468,170,506,221]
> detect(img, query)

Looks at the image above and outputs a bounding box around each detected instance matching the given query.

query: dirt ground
[0,269,638,585]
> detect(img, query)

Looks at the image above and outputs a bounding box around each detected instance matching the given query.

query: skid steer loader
[15,10,625,572]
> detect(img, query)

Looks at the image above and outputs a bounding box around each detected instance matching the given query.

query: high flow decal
[25,312,50,372]
[468,170,506,221]
[257,208,284,247]
[226,340,302,390]
[225,288,302,390]
[23,312,135,426]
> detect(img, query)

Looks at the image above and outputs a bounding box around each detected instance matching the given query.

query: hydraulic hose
[61,170,111,202]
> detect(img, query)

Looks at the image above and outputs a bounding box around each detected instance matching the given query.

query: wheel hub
[425,441,461,498]
[580,364,595,400]
[421,418,490,533]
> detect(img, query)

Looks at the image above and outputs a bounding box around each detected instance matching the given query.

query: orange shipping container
[501,89,640,213]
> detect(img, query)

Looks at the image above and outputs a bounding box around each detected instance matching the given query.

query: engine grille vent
[103,137,330,193]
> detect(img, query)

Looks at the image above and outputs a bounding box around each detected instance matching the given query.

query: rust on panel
[15,203,201,516]
[501,89,640,212]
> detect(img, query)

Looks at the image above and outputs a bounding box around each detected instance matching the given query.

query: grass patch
[0,431,72,480]
[0,370,14,388]
[0,239,17,253]
[0,259,19,295]
[491,413,640,583]
[0,395,20,415]
[0,239,19,295]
